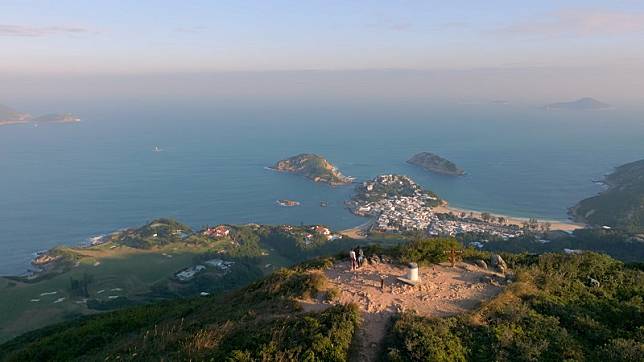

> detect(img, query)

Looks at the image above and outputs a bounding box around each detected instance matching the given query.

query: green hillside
[572,159,644,233]
[1,239,642,361]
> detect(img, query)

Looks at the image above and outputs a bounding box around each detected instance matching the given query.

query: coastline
[432,204,585,232]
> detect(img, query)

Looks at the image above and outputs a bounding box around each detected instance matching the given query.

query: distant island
[570,159,644,232]
[0,103,80,127]
[407,152,465,176]
[544,97,612,111]
[271,153,353,186]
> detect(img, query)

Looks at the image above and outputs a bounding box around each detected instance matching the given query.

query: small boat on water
[153,146,163,152]
[277,199,300,207]
[320,201,328,207]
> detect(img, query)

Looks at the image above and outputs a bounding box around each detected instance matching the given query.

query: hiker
[349,249,357,271]
[357,246,365,267]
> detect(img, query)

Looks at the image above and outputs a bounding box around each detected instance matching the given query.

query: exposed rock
[490,254,508,273]
[474,259,488,270]
[588,277,601,288]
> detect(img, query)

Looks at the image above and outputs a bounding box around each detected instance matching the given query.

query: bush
[383,252,644,361]
[398,238,462,265]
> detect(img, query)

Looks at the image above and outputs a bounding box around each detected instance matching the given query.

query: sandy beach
[433,204,585,232]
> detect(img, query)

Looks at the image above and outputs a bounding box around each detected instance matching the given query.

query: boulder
[490,254,508,272]
[369,255,381,264]
[588,277,600,288]
[475,259,488,270]
[479,276,493,284]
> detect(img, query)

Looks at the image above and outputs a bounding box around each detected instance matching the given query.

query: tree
[481,212,492,223]
[540,222,552,233]
[497,216,506,224]
[528,218,539,231]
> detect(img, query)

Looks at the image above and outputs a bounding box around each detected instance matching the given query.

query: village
[349,174,524,239]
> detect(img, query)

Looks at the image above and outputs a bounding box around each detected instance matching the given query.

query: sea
[1,98,643,275]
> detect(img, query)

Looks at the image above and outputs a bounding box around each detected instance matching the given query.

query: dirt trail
[302,260,504,362]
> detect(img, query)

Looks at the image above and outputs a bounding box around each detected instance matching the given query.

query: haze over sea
[1,98,643,275]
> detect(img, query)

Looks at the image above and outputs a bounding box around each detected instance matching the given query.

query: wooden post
[444,247,463,267]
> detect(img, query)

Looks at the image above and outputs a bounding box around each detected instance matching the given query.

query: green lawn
[0,244,233,343]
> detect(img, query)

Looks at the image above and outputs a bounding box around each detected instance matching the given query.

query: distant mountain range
[544,97,612,111]
[0,103,80,126]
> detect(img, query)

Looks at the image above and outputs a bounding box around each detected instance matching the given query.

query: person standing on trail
[357,246,365,267]
[349,249,357,271]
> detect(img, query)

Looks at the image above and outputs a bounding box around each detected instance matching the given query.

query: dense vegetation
[385,252,644,361]
[407,152,465,176]
[468,228,644,263]
[3,236,641,361]
[113,218,192,248]
[572,159,644,233]
[272,153,352,185]
[0,267,359,361]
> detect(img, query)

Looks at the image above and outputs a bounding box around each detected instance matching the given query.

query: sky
[2,0,644,74]
[1,1,644,106]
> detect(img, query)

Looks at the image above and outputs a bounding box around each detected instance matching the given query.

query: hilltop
[271,154,353,186]
[1,238,641,361]
[407,152,465,176]
[571,159,644,233]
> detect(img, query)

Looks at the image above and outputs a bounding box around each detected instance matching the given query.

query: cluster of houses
[349,175,440,231]
[175,258,236,281]
[202,225,230,238]
[279,224,343,245]
[349,175,526,239]
[373,196,436,231]
[427,219,523,239]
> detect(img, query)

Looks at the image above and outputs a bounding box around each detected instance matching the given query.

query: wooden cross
[443,247,464,267]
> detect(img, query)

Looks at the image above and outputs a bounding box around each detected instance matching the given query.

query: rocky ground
[301,260,505,361]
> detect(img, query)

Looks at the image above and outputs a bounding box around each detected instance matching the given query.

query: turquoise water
[1,99,643,274]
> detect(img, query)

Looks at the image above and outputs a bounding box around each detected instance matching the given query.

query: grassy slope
[3,239,642,361]
[385,252,644,361]
[0,243,231,342]
[0,267,359,361]
[0,222,358,343]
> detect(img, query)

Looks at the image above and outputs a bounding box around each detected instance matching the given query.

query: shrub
[398,238,462,265]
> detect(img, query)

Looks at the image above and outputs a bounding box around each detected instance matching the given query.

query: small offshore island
[276,199,300,207]
[271,153,353,186]
[407,152,465,176]
[0,103,80,127]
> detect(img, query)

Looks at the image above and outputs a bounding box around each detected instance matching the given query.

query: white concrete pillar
[407,262,419,281]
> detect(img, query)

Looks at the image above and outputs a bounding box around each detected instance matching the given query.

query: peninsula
[271,153,353,186]
[570,159,644,232]
[407,152,465,176]
[0,103,80,127]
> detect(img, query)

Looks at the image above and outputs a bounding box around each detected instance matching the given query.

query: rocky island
[271,153,353,186]
[570,159,644,232]
[0,103,80,127]
[407,152,465,176]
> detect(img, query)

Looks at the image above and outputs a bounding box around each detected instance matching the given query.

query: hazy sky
[2,0,644,74]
